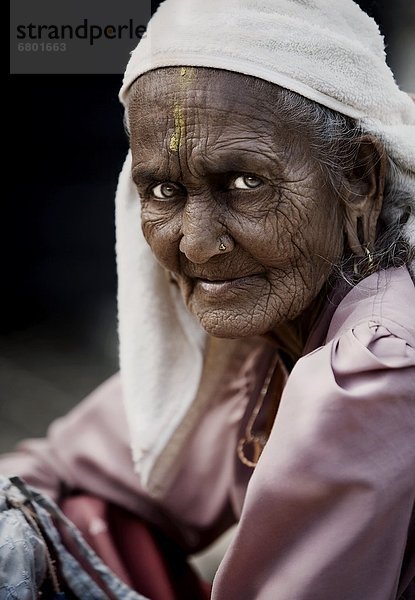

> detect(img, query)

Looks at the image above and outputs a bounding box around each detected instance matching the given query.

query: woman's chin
[183,277,278,338]
[193,307,275,339]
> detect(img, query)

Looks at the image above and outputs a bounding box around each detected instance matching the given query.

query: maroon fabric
[60,495,211,600]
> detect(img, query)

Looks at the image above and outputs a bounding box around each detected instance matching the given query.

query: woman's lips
[194,274,262,295]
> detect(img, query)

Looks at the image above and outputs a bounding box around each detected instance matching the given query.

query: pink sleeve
[212,322,415,600]
[0,373,143,510]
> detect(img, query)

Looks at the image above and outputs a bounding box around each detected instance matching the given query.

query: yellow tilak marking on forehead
[168,68,194,152]
[169,100,186,152]
[179,66,195,83]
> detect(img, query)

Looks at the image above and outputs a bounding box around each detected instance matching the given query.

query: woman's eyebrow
[195,148,284,179]
[131,146,285,183]
[131,164,173,183]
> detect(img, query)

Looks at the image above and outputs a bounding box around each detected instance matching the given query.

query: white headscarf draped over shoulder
[115,0,415,497]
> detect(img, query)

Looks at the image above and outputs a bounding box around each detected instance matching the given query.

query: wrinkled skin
[128,68,383,344]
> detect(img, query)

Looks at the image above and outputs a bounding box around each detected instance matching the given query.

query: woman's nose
[179,200,234,264]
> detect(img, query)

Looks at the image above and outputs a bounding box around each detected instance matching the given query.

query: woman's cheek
[241,222,293,268]
[141,213,181,271]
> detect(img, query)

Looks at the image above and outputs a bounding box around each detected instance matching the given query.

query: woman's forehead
[128,67,287,122]
[127,67,306,156]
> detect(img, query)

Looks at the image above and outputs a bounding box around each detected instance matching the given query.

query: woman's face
[128,68,344,338]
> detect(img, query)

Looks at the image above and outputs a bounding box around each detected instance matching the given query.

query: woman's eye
[230,175,263,190]
[150,183,181,200]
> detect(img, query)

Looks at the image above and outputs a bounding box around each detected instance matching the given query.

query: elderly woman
[1,0,414,599]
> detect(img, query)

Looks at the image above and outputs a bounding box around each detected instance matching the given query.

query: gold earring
[364,245,374,271]
[353,245,374,277]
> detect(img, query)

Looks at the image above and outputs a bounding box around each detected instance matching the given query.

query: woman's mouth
[194,274,263,296]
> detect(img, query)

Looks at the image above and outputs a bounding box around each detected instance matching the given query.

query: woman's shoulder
[326,266,415,349]
[295,266,415,399]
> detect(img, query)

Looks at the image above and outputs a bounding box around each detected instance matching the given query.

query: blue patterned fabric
[0,476,148,600]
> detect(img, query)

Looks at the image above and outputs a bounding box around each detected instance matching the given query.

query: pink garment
[1,266,414,599]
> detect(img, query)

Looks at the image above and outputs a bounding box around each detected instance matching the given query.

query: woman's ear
[342,136,386,256]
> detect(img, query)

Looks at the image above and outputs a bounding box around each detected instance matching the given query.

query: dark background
[2,1,414,452]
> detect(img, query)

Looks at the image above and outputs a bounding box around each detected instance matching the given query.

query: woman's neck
[268,285,329,365]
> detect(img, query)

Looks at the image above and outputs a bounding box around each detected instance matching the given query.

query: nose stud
[218,235,234,253]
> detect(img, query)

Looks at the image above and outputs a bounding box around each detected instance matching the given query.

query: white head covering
[115,0,415,496]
